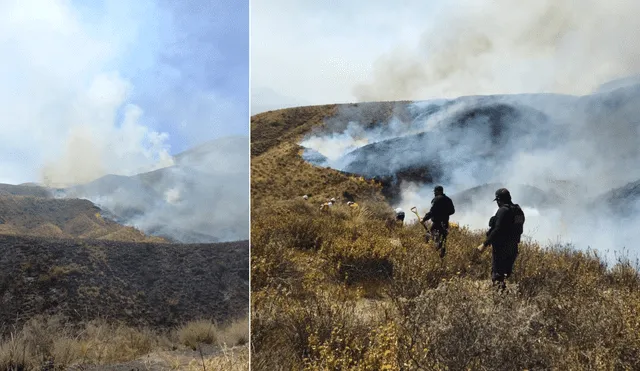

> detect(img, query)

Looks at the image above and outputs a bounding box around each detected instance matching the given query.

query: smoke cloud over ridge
[300,83,640,261]
[253,0,640,112]
[2,1,249,242]
[355,0,640,102]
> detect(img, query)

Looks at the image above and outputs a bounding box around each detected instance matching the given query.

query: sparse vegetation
[0,315,249,370]
[0,195,165,242]
[1,235,249,339]
[0,171,249,370]
[251,107,640,370]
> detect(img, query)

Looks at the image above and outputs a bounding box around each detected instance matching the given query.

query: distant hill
[0,195,164,243]
[61,135,250,243]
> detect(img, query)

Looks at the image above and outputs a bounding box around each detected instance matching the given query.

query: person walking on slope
[422,185,455,258]
[395,207,405,223]
[477,188,525,291]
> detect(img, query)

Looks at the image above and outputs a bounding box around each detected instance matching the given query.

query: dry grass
[185,345,249,371]
[251,106,640,370]
[252,197,640,370]
[0,195,165,242]
[0,315,249,370]
[250,104,337,157]
[177,320,217,350]
[0,315,161,370]
[177,317,249,351]
[217,317,250,347]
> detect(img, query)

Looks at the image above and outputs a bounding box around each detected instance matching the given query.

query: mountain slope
[250,92,640,370]
[0,235,249,333]
[0,195,164,242]
[63,136,250,243]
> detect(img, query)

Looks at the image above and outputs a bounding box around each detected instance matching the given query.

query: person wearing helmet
[329,197,336,205]
[394,207,405,223]
[422,185,456,258]
[477,188,525,292]
[303,194,309,200]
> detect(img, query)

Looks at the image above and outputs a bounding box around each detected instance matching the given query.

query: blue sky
[86,0,249,154]
[0,0,248,184]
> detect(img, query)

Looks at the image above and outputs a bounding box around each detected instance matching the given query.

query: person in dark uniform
[422,185,455,258]
[477,188,525,291]
[395,207,405,223]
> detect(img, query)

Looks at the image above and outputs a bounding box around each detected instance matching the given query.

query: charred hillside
[0,235,249,334]
[336,101,553,188]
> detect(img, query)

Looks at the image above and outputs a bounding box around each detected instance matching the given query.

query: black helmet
[493,188,511,202]
[434,185,444,193]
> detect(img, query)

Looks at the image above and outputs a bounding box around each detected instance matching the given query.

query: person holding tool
[412,185,456,258]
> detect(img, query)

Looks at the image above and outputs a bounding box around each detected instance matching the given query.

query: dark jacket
[484,203,524,250]
[422,194,455,225]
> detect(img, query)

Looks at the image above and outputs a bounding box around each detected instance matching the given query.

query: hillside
[0,235,249,370]
[0,137,250,369]
[251,102,640,370]
[0,236,248,333]
[62,135,250,243]
[0,194,165,243]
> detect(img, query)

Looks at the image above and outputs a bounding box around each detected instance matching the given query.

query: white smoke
[40,73,175,187]
[0,1,249,243]
[164,187,182,204]
[354,0,640,102]
[0,1,173,185]
[299,89,640,262]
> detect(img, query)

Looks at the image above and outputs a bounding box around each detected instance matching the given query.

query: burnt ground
[0,235,249,335]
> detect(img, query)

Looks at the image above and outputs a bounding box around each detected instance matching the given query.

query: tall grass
[0,315,249,370]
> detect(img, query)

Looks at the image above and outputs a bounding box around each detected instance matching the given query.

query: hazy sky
[251,0,640,114]
[251,0,440,114]
[0,0,248,184]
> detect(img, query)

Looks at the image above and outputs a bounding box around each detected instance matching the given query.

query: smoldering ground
[299,83,640,262]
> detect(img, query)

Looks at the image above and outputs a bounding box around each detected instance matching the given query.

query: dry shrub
[0,315,162,370]
[325,233,394,285]
[218,318,249,347]
[514,243,608,298]
[607,255,640,291]
[187,345,249,371]
[251,290,398,371]
[176,317,249,351]
[393,279,550,370]
[251,188,640,370]
[251,239,305,293]
[177,320,218,350]
[251,105,640,370]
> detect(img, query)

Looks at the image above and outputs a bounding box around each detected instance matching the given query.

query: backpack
[487,216,496,237]
[445,195,455,216]
[509,204,525,237]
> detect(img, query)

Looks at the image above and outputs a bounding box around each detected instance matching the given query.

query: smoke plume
[1,1,248,243]
[354,0,640,102]
[300,84,640,262]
